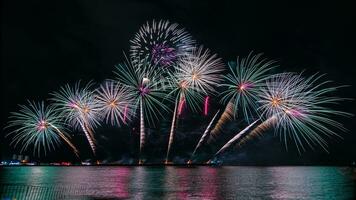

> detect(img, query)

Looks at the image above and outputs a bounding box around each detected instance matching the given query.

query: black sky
[1,0,355,164]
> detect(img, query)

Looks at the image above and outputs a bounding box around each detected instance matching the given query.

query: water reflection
[0,166,355,199]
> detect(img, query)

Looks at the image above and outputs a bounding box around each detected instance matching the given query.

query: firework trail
[188,109,220,163]
[51,82,100,155]
[115,56,169,163]
[208,101,234,142]
[130,19,195,68]
[204,96,210,116]
[6,101,79,157]
[236,115,277,147]
[165,95,181,164]
[164,46,224,163]
[177,98,185,115]
[95,80,135,126]
[213,119,260,157]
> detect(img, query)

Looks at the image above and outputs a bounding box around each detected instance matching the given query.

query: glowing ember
[178,98,185,115]
[204,96,210,116]
[142,77,150,84]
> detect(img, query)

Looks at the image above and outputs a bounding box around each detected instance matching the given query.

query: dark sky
[1,0,355,164]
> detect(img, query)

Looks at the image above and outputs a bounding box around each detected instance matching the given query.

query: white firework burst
[130,19,195,68]
[95,80,135,126]
[258,73,350,152]
[175,46,224,95]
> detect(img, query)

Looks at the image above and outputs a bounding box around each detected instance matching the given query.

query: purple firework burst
[130,20,195,68]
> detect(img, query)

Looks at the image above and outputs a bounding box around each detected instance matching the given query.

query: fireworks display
[4,19,351,165]
[51,82,100,155]
[130,20,195,68]
[6,101,79,157]
[211,73,351,159]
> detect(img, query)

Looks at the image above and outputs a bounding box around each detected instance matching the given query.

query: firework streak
[189,109,220,161]
[236,116,277,148]
[79,120,96,155]
[214,119,260,157]
[204,96,210,115]
[139,100,145,157]
[208,102,234,142]
[165,95,182,163]
[48,122,79,157]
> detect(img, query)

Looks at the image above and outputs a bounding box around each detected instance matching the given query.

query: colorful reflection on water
[0,166,355,199]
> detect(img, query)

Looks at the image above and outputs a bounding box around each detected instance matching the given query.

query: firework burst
[220,52,276,121]
[95,80,135,126]
[130,19,195,68]
[258,73,350,152]
[6,101,79,157]
[51,82,100,155]
[115,56,170,163]
[175,46,224,95]
[164,46,224,163]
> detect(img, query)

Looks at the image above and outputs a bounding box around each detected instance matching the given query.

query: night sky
[1,0,355,164]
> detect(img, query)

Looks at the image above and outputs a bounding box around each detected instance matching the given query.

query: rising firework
[130,19,195,68]
[164,46,224,163]
[6,101,79,157]
[188,109,220,163]
[51,82,100,155]
[208,102,234,142]
[95,80,135,126]
[213,119,260,157]
[115,56,170,164]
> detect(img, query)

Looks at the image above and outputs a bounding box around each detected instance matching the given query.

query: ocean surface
[0,166,355,200]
